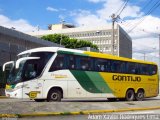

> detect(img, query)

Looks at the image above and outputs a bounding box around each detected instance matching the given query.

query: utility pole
[159,34,160,69]
[111,13,120,55]
[143,53,146,61]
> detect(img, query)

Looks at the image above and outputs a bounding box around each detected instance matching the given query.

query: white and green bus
[3,47,159,102]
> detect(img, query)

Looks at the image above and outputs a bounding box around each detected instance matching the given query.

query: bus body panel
[4,47,159,100]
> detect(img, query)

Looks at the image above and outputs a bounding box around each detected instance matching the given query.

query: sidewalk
[0,97,160,118]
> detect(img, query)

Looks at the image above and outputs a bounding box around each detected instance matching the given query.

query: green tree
[41,34,98,50]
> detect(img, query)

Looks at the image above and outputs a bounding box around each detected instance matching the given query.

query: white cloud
[97,0,143,20]
[73,0,143,27]
[46,6,58,12]
[121,15,160,37]
[120,15,160,63]
[71,9,107,26]
[72,0,160,64]
[0,14,36,32]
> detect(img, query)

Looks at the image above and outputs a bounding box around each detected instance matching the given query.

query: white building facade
[29,24,132,58]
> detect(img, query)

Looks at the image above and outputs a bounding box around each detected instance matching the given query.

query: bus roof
[84,51,157,65]
[18,47,157,65]
[18,47,84,56]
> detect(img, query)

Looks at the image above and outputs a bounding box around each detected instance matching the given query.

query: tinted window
[68,55,76,70]
[49,54,66,71]
[48,53,158,76]
[110,61,123,73]
[23,52,53,81]
[95,59,108,72]
[127,62,137,74]
[77,56,93,71]
[140,64,149,75]
[149,65,157,75]
[24,61,38,80]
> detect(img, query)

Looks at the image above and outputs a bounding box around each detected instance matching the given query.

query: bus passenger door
[22,61,43,99]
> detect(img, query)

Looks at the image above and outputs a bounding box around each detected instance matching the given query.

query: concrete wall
[0,26,60,95]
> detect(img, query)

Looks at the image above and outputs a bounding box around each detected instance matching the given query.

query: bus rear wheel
[47,89,62,102]
[125,89,135,101]
[135,90,144,101]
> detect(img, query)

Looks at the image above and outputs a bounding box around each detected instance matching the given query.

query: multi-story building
[29,23,132,58]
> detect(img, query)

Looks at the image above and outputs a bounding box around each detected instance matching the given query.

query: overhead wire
[118,0,130,16]
[120,0,157,29]
[114,0,159,60]
[115,0,129,16]
[128,0,160,33]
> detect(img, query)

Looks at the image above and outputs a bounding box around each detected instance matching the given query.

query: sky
[0,0,160,64]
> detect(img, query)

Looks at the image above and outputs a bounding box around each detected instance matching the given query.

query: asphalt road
[0,96,160,120]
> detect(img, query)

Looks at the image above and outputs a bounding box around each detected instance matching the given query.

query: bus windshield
[7,61,24,84]
[6,52,54,85]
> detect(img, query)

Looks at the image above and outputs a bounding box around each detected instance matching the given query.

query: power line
[115,0,128,15]
[120,0,157,29]
[128,0,160,33]
[118,0,130,16]
[140,0,153,12]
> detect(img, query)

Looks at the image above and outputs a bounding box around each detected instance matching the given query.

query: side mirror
[3,61,14,71]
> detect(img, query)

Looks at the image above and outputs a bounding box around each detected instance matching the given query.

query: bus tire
[135,89,144,101]
[125,89,135,101]
[47,89,62,102]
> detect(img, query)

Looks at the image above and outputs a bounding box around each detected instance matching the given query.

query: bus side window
[79,56,92,71]
[127,62,137,74]
[149,65,157,75]
[95,59,105,72]
[140,64,149,75]
[49,54,65,71]
[68,55,76,70]
[106,60,111,72]
[134,63,140,74]
[119,62,126,73]
[111,61,121,73]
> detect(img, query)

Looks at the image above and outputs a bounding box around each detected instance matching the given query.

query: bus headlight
[14,85,23,91]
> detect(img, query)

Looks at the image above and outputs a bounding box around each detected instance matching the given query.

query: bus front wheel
[135,90,144,101]
[125,89,135,101]
[47,89,62,102]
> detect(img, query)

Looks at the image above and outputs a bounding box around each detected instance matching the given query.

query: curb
[0,96,9,99]
[0,106,160,118]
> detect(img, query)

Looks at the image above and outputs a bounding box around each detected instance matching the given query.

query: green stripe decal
[57,50,88,56]
[70,70,113,93]
[70,70,101,93]
[86,72,113,93]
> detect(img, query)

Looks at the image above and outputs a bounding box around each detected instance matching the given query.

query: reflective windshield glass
[7,61,24,84]
[23,52,54,81]
[7,52,54,84]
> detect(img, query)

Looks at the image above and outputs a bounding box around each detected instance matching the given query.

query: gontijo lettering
[112,75,141,82]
